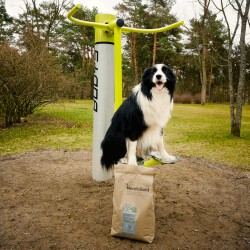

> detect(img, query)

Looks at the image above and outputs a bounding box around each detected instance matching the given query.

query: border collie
[101,64,177,170]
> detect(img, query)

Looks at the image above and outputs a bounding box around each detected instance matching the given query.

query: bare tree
[213,0,250,136]
[198,0,211,105]
[22,0,71,49]
[232,0,250,136]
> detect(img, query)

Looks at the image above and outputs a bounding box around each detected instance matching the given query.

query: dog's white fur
[101,64,176,169]
[125,64,175,165]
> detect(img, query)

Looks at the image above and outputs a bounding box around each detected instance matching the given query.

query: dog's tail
[101,131,127,171]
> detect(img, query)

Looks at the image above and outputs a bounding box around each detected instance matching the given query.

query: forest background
[0,0,249,135]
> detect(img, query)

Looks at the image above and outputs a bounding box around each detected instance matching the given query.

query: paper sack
[111,164,156,243]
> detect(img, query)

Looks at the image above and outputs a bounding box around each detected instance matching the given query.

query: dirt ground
[0,149,249,250]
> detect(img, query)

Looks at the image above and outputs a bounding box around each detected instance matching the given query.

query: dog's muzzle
[154,74,166,91]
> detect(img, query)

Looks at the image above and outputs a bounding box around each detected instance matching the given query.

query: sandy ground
[0,149,249,249]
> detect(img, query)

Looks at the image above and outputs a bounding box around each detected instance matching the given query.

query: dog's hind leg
[127,140,138,165]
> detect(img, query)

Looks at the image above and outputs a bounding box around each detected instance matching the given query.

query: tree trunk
[227,44,237,135]
[132,34,138,84]
[208,63,213,102]
[201,43,208,105]
[82,26,86,68]
[130,34,134,78]
[199,0,210,105]
[231,0,250,137]
[153,33,157,65]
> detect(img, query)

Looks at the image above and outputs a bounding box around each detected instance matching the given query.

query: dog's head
[141,64,176,100]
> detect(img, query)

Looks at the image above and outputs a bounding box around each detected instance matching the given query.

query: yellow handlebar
[122,21,184,33]
[66,4,184,111]
[66,4,109,29]
[66,4,184,33]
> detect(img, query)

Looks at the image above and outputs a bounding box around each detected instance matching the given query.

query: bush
[174,93,193,104]
[193,93,201,104]
[0,41,68,127]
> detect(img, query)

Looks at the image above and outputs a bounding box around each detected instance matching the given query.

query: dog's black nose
[156,74,162,80]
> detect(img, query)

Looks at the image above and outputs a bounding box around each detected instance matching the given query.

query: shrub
[193,93,201,104]
[174,93,193,104]
[0,41,67,127]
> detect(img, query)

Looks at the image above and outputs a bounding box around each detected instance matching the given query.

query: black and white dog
[101,64,177,171]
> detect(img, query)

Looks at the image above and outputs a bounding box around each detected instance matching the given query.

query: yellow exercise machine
[67,4,184,181]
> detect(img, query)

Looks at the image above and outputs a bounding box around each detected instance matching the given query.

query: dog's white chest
[137,88,172,128]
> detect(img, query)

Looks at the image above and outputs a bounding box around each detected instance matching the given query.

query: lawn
[166,104,250,170]
[0,100,249,171]
[0,100,93,154]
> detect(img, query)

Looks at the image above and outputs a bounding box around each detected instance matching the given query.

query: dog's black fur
[101,64,176,170]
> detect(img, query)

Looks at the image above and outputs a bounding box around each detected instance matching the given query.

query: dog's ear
[142,67,154,81]
[141,66,155,100]
[143,67,153,75]
[165,67,176,84]
[165,67,176,95]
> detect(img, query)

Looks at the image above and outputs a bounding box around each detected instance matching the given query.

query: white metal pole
[92,14,116,181]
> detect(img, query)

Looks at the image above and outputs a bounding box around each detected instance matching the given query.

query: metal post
[92,14,116,181]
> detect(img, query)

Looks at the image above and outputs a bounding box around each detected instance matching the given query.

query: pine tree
[0,0,13,43]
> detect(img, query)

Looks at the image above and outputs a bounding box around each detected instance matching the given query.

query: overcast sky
[5,0,249,43]
[4,0,214,20]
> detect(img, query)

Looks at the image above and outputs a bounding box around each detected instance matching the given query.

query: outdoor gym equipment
[67,4,184,181]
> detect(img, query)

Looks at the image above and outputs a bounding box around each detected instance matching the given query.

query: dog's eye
[152,68,157,73]
[162,66,168,72]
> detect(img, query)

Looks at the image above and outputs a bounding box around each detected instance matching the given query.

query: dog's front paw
[119,157,128,164]
[151,151,179,164]
[161,154,179,164]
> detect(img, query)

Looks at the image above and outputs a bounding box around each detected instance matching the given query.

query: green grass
[0,100,93,154]
[166,104,250,171]
[0,100,249,171]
